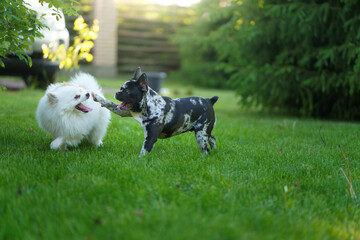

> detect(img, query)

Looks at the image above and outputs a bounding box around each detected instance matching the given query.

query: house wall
[92,0,118,78]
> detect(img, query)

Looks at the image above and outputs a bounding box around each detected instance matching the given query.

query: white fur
[36,72,111,150]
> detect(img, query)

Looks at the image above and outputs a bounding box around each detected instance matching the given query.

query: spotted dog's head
[115,68,148,112]
[47,83,93,113]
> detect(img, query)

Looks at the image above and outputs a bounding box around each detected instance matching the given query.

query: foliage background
[0,0,78,67]
[174,0,360,119]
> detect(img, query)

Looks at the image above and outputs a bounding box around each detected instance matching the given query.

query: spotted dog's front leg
[139,122,162,157]
[92,93,131,117]
[139,136,158,157]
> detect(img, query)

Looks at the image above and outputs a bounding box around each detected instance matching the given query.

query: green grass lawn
[1,76,360,240]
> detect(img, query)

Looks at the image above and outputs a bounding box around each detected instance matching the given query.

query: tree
[0,0,79,67]
[175,0,360,119]
[174,0,230,88]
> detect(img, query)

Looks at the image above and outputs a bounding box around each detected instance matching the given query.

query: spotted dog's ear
[137,73,148,92]
[47,92,57,104]
[132,67,143,80]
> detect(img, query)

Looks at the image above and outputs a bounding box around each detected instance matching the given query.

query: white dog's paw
[50,138,66,150]
[95,140,103,147]
[88,136,103,147]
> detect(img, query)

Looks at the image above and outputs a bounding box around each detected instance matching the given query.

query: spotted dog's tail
[210,96,219,105]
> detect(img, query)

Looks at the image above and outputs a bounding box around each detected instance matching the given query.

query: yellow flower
[85,53,93,62]
[250,20,255,26]
[92,24,99,33]
[234,18,243,30]
[41,44,49,58]
[237,1,243,5]
[74,16,84,31]
[258,0,264,8]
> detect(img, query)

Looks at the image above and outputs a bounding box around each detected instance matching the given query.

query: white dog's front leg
[50,137,66,150]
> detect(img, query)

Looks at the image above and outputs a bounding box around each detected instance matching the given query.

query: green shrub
[175,0,360,119]
[173,0,232,88]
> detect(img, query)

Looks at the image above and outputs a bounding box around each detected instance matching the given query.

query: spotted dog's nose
[86,93,90,99]
[115,91,121,100]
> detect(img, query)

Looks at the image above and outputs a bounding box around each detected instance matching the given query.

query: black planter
[145,72,166,93]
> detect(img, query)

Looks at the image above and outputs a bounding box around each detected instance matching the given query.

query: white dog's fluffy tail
[70,72,102,93]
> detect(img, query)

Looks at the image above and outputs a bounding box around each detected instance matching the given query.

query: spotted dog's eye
[74,95,80,100]
[120,87,128,93]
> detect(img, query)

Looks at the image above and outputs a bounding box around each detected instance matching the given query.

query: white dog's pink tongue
[75,103,93,113]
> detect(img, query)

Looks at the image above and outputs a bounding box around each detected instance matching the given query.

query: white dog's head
[46,83,93,113]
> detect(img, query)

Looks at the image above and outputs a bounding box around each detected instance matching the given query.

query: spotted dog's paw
[92,93,107,108]
[91,93,102,102]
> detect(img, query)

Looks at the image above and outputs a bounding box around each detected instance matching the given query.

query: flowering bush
[42,16,99,70]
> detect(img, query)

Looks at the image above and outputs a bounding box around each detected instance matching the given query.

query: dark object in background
[0,58,60,89]
[145,72,166,93]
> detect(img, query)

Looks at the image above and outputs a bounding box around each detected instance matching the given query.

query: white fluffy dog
[36,73,111,150]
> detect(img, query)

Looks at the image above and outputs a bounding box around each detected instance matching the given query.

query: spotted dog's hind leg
[195,128,210,155]
[209,135,216,150]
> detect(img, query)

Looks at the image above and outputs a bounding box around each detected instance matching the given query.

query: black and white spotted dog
[93,67,218,157]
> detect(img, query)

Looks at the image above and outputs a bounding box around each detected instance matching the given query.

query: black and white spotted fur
[93,67,218,157]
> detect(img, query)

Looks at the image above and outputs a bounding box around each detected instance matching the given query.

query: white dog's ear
[47,92,57,104]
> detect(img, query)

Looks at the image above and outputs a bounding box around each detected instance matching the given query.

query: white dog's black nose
[86,93,90,99]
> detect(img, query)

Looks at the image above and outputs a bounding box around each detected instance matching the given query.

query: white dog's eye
[74,95,80,99]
